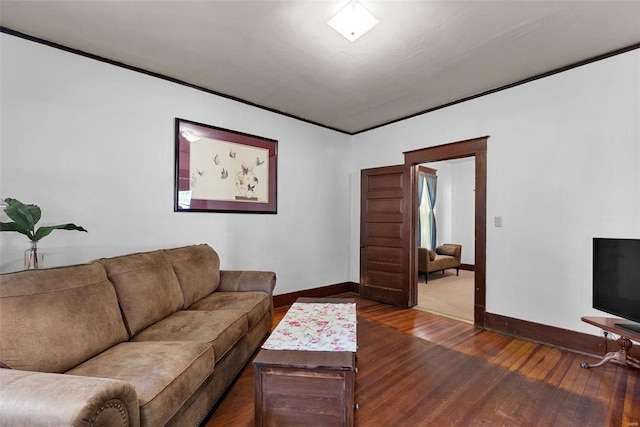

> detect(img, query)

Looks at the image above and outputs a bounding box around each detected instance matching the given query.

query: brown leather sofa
[0,244,275,427]
[418,243,462,282]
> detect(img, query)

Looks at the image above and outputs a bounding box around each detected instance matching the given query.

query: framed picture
[174,118,277,213]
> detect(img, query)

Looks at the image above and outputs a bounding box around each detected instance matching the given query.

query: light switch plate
[494,216,503,227]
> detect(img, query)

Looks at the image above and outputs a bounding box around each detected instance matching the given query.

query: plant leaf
[0,221,34,240]
[33,224,88,241]
[3,198,39,232]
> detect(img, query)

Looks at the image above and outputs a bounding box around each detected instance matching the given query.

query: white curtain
[419,176,432,249]
[418,171,425,247]
[425,173,437,250]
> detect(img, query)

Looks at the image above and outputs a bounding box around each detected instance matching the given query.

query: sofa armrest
[0,369,140,427]
[218,270,276,295]
[418,248,430,271]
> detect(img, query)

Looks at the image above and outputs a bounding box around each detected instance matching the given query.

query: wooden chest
[254,349,356,426]
[253,298,357,426]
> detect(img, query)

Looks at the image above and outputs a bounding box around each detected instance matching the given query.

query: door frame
[404,136,488,326]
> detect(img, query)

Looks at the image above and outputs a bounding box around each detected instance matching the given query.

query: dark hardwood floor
[205,294,640,426]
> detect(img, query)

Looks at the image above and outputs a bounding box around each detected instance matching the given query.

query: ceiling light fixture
[328,0,379,42]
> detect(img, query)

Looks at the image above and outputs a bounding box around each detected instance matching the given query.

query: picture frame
[174,118,277,214]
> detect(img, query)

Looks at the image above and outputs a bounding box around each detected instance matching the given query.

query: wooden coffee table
[253,298,357,426]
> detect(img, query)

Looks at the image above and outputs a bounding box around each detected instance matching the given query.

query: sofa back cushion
[0,262,128,373]
[99,250,184,337]
[436,244,462,258]
[163,244,221,308]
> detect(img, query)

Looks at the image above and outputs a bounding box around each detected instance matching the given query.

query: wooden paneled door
[360,165,416,308]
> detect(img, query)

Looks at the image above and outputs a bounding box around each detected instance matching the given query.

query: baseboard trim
[460,264,474,272]
[484,312,640,358]
[273,282,359,307]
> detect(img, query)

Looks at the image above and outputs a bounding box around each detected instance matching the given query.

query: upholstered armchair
[418,243,462,282]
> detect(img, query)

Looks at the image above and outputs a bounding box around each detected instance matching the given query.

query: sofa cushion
[132,310,248,362]
[436,244,460,258]
[0,262,128,373]
[188,291,270,330]
[66,341,214,427]
[431,255,461,271]
[99,250,184,336]
[428,250,436,261]
[163,244,220,308]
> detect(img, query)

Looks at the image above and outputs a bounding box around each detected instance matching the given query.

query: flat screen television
[593,238,640,334]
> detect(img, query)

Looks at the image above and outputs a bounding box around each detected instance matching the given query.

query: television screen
[593,238,640,329]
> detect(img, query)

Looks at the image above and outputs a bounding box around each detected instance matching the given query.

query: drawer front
[256,367,355,426]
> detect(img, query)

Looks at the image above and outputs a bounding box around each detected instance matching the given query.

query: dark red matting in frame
[174,118,277,213]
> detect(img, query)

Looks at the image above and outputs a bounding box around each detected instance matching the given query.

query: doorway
[416,157,475,323]
[404,136,487,326]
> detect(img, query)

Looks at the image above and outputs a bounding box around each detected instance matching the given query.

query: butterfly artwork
[241,162,250,175]
[175,118,276,213]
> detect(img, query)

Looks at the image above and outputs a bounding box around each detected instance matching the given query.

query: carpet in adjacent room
[416,269,474,323]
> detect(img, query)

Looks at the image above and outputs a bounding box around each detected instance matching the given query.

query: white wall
[351,49,640,335]
[0,34,352,296]
[450,158,475,265]
[3,33,639,337]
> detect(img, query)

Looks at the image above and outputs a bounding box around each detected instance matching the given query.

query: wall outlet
[494,216,503,227]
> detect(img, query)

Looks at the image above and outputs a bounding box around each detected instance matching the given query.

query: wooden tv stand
[580,316,640,369]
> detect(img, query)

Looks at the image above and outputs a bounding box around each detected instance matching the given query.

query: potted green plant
[0,197,87,269]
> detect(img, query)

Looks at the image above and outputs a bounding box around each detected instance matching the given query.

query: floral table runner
[262,302,357,352]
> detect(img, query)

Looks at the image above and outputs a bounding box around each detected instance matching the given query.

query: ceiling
[1,1,639,134]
